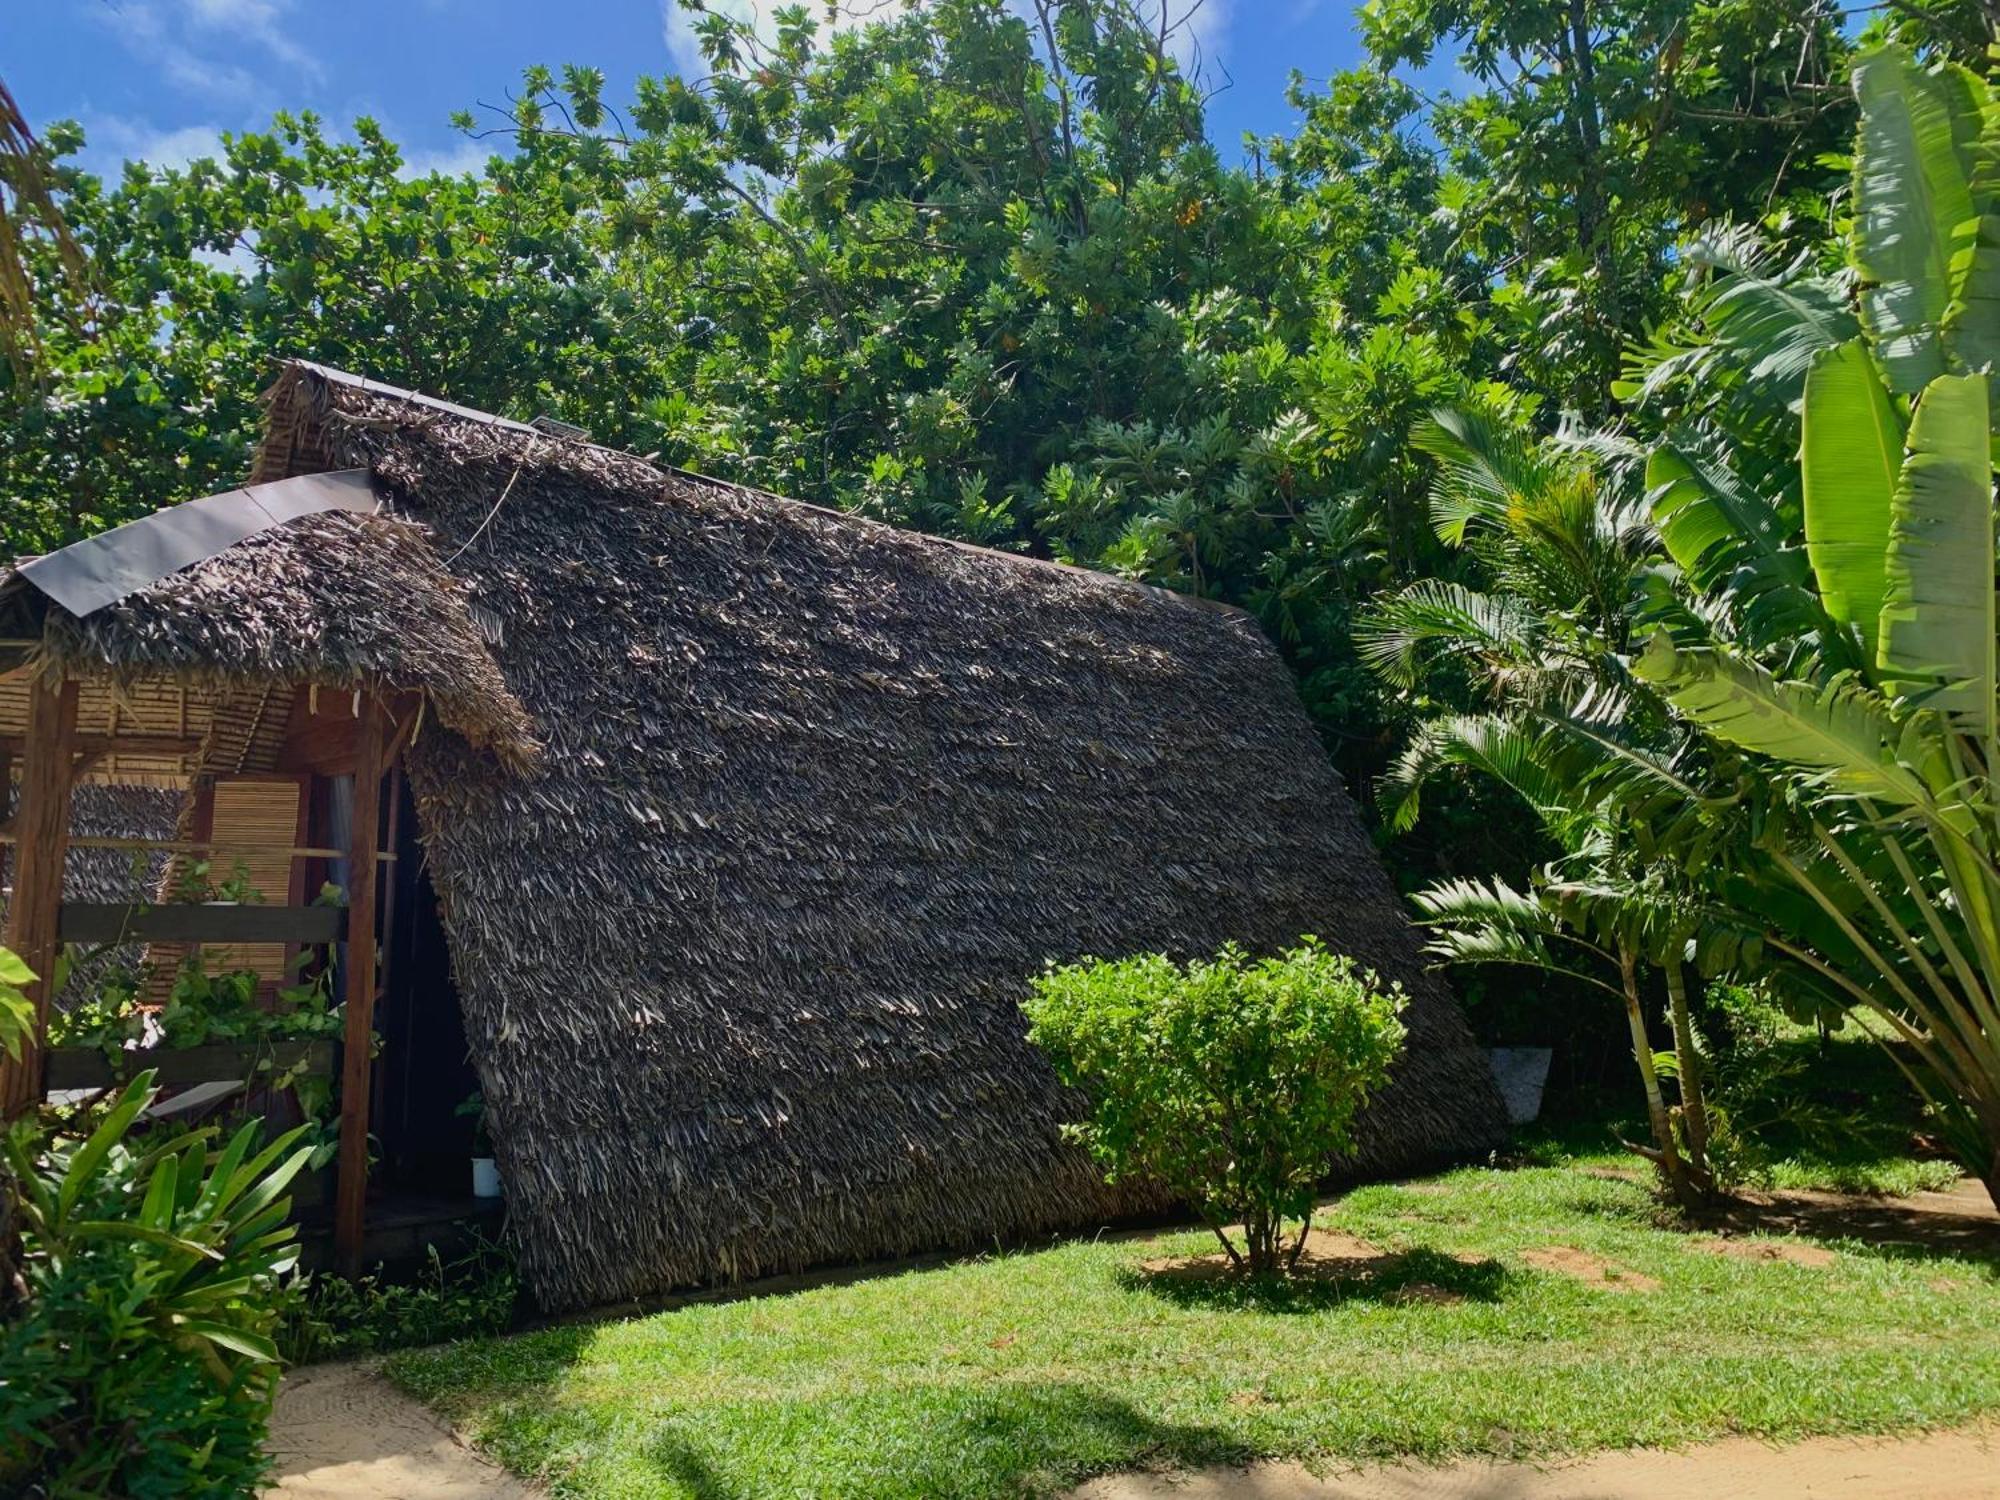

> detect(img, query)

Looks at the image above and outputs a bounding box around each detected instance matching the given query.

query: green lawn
[385,1156,2000,1500]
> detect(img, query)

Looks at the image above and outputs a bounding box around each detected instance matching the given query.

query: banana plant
[1634,43,2000,1204]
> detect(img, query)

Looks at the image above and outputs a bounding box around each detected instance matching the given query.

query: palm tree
[1357,409,1742,1202]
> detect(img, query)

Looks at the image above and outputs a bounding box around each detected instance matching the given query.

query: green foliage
[0,945,35,1063]
[0,1072,309,1496]
[1023,939,1406,1274]
[278,1240,519,1364]
[50,951,350,1171]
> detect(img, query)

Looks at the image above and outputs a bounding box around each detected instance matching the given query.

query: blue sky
[4,1,1381,180]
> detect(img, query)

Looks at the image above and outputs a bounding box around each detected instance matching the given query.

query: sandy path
[1073,1427,2000,1499]
[265,1360,539,1499]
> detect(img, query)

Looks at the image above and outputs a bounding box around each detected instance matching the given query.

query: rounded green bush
[1023,937,1407,1274]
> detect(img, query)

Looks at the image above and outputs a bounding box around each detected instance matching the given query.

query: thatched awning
[236,360,1508,1312]
[1,504,537,779]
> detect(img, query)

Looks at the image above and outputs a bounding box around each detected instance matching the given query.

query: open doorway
[372,773,481,1197]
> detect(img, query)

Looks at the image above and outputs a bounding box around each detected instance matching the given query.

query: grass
[385,1159,2000,1500]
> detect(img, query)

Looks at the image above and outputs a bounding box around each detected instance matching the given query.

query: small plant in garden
[456,1089,491,1154]
[0,1069,311,1496]
[278,1238,519,1363]
[1024,938,1407,1275]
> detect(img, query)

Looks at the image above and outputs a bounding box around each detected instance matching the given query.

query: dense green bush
[1024,938,1407,1274]
[0,1071,309,1497]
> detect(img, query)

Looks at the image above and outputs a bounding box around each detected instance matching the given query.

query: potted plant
[457,1090,500,1198]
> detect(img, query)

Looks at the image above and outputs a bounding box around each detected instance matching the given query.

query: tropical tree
[1359,410,1743,1200]
[1629,43,2000,1203]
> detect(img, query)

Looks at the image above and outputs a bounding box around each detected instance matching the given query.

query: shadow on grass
[636,1382,1246,1500]
[1119,1244,1512,1314]
[1689,1187,2000,1274]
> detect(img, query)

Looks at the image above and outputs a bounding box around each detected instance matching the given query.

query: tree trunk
[1663,953,1711,1182]
[1621,946,1694,1206]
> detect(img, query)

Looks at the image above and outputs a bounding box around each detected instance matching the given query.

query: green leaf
[140,1152,181,1231]
[57,1070,157,1224]
[1634,635,1943,810]
[1802,339,1904,666]
[0,947,36,986]
[1878,373,1995,744]
[1944,213,2000,378]
[226,1144,315,1227]
[1411,408,1555,546]
[176,1319,280,1365]
[66,1218,223,1259]
[1647,446,1783,583]
[1852,47,1977,395]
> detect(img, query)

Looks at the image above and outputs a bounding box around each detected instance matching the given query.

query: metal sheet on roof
[17,468,381,618]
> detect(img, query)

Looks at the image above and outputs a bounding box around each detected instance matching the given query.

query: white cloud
[181,0,322,78]
[1162,0,1233,77]
[80,117,228,175]
[89,0,316,106]
[398,138,495,180]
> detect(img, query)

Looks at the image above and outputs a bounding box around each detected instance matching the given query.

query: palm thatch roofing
[0,506,537,777]
[16,360,1507,1310]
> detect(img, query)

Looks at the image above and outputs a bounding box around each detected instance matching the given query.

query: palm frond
[1354,580,1538,690]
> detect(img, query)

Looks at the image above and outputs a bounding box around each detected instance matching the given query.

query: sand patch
[1140,1227,1389,1281]
[1580,1166,1645,1184]
[1691,1235,1836,1268]
[268,1360,539,1499]
[1520,1245,1661,1292]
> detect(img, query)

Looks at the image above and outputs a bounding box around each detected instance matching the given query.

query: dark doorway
[373,774,480,1195]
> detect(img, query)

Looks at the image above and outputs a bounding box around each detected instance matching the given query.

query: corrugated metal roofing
[15,467,381,618]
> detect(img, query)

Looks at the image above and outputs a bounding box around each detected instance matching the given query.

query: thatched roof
[1,508,536,774]
[245,362,1506,1310]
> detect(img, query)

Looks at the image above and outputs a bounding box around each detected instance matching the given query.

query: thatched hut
[5,362,1504,1310]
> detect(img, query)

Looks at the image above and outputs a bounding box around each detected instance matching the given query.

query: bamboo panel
[199,776,308,978]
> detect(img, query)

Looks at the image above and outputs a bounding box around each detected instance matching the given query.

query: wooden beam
[46,1039,334,1092]
[0,834,394,862]
[0,742,13,925]
[334,692,388,1277]
[57,901,345,946]
[0,734,202,758]
[0,676,78,1118]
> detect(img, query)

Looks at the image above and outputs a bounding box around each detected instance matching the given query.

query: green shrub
[0,1071,309,1497]
[278,1239,519,1363]
[1024,937,1407,1274]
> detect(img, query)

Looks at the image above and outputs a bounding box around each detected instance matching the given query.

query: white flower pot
[471,1156,502,1199]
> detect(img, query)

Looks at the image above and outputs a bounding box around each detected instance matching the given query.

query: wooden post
[334,693,387,1277]
[0,741,13,923]
[0,676,78,1118]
